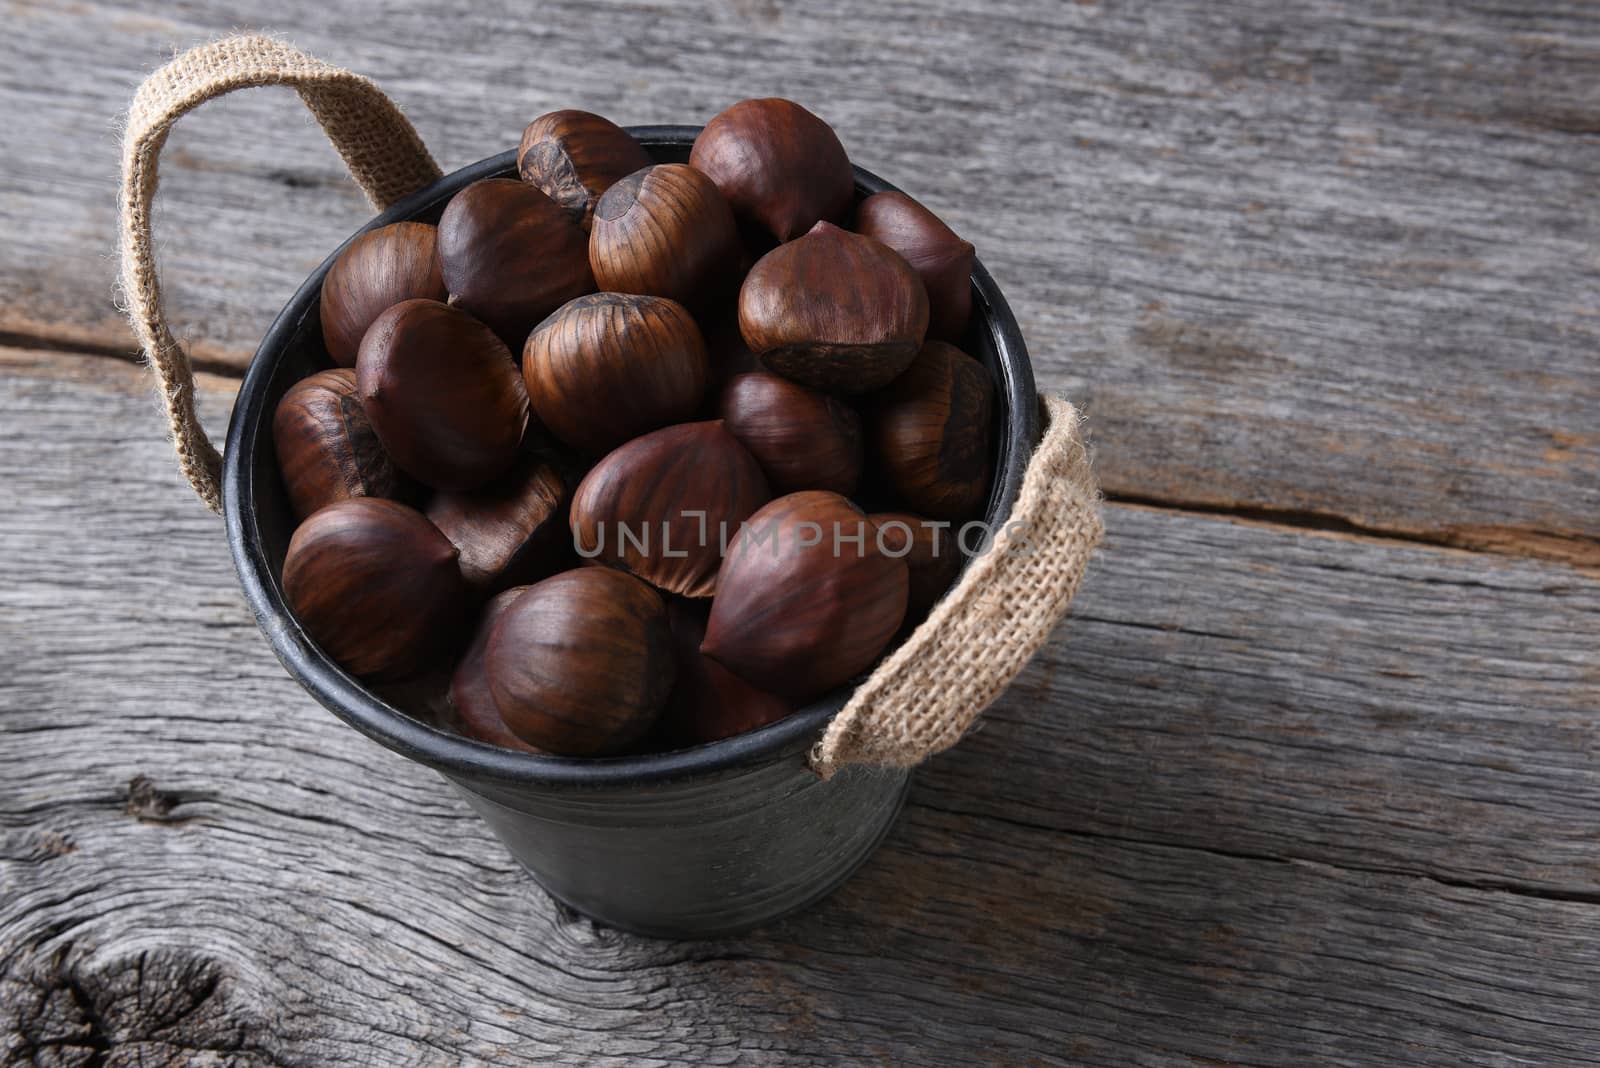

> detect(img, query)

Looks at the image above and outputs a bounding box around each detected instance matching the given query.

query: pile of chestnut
[274,99,995,757]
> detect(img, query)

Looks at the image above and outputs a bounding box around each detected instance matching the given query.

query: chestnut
[717,372,862,496]
[570,420,769,598]
[281,497,467,680]
[589,164,741,308]
[739,221,929,393]
[702,491,908,701]
[517,109,651,231]
[689,98,854,242]
[660,600,791,747]
[854,191,975,341]
[485,568,675,755]
[524,293,708,455]
[871,341,994,520]
[318,221,447,367]
[437,178,594,345]
[357,299,529,490]
[425,440,571,594]
[368,670,454,728]
[273,368,412,521]
[870,511,963,619]
[449,586,541,753]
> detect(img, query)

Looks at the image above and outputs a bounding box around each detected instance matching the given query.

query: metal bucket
[223,128,1039,938]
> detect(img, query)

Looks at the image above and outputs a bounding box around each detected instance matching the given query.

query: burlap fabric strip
[118,34,442,513]
[812,394,1101,777]
[117,35,1102,777]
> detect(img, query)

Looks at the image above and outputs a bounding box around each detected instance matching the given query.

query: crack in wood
[1107,491,1600,571]
[122,775,211,826]
[913,798,1600,908]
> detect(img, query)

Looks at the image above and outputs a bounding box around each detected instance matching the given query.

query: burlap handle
[118,34,442,513]
[813,394,1103,778]
[119,36,1102,774]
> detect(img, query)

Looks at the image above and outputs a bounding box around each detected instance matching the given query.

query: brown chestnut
[869,511,963,620]
[702,491,908,701]
[282,497,467,680]
[357,299,529,490]
[739,221,929,393]
[570,421,769,598]
[449,587,541,753]
[437,178,594,345]
[273,368,412,521]
[524,293,708,455]
[318,222,447,367]
[717,372,862,496]
[854,191,975,341]
[368,670,454,728]
[485,568,674,755]
[661,600,791,747]
[517,110,651,231]
[689,98,854,242]
[871,341,994,520]
[589,164,741,307]
[425,441,571,594]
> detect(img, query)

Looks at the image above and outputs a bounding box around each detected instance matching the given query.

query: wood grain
[4,347,1599,1064]
[2,0,1597,553]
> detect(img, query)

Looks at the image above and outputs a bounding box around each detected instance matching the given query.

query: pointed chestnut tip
[806,219,847,239]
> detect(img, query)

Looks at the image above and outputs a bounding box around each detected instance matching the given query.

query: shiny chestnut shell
[589,164,741,308]
[870,511,963,620]
[437,178,594,345]
[517,110,651,230]
[702,491,909,701]
[273,368,412,521]
[523,293,708,456]
[318,222,447,367]
[485,568,675,756]
[739,221,929,393]
[854,191,975,341]
[661,600,791,747]
[356,299,529,491]
[717,372,862,496]
[570,420,770,598]
[449,586,541,753]
[281,497,467,680]
[871,341,994,520]
[689,98,854,242]
[425,442,571,594]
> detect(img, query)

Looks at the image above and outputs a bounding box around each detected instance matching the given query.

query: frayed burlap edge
[117,34,442,513]
[812,395,1103,778]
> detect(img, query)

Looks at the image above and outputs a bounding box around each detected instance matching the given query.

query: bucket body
[450,756,909,937]
[223,129,1038,938]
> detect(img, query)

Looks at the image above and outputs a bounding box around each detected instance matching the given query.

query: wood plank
[3,0,1598,551]
[3,348,1600,1062]
[969,504,1600,898]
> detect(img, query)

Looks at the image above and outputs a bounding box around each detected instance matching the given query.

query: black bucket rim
[223,125,1039,789]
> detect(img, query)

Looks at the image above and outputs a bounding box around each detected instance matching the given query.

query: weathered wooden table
[3,3,1598,1064]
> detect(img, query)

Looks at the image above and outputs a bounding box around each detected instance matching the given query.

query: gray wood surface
[4,348,1600,1065]
[3,0,1598,553]
[4,1,1600,1063]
